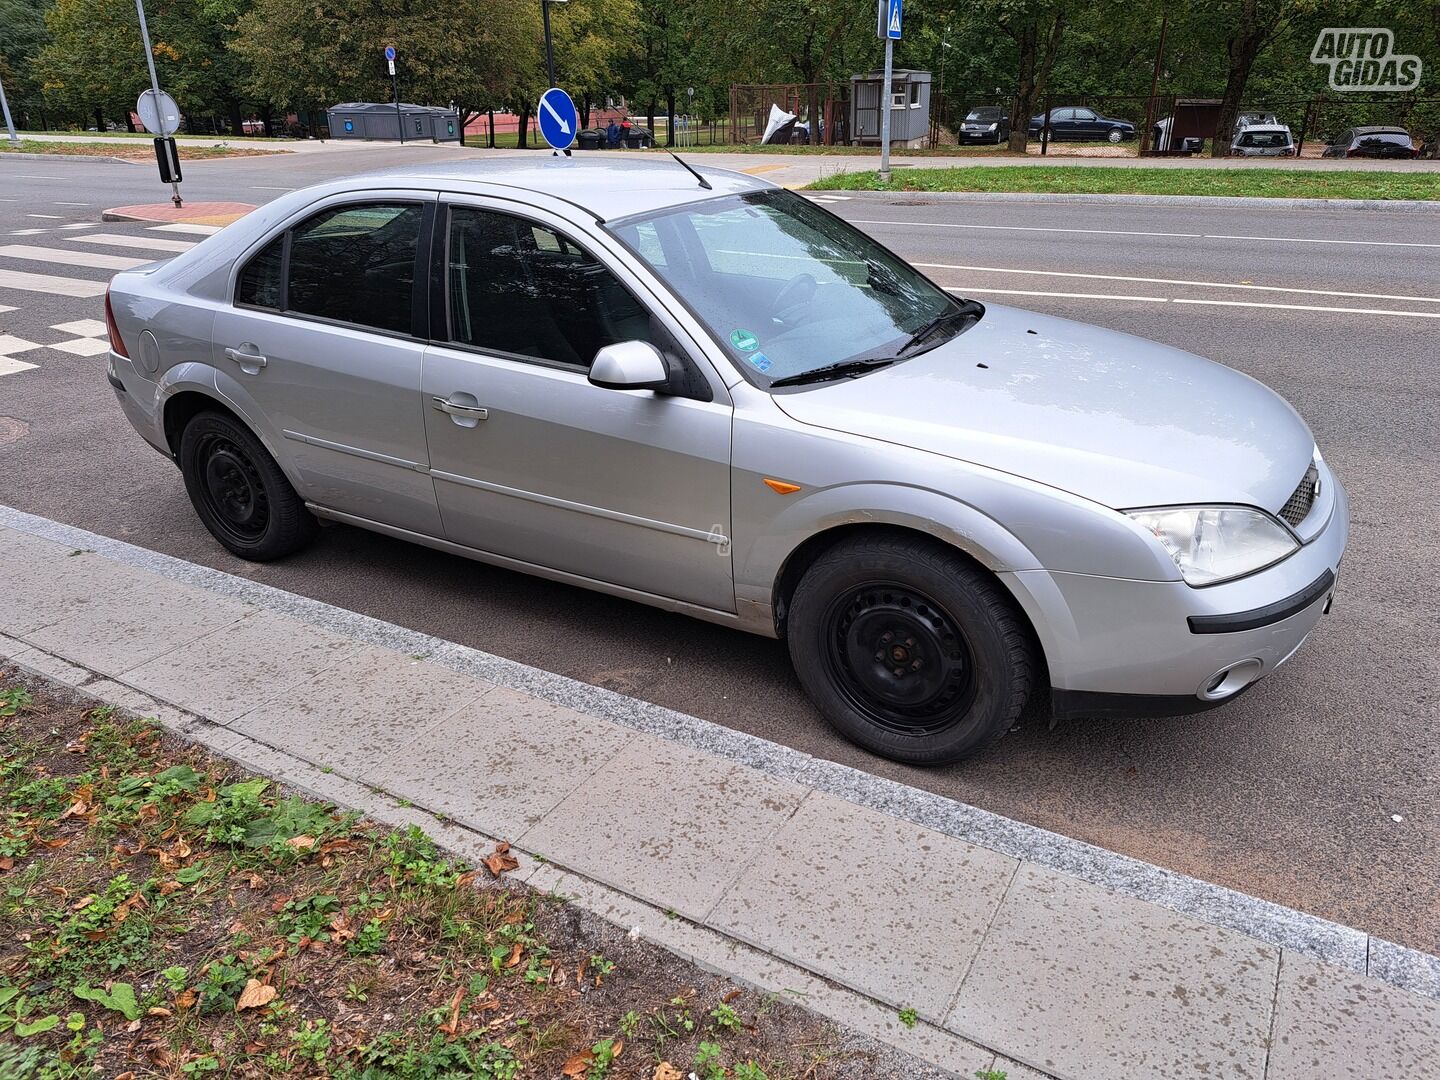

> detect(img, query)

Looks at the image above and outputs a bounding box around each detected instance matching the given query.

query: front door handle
[224,345,268,375]
[431,396,488,426]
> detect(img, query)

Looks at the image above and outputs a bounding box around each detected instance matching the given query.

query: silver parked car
[105,158,1347,765]
[1231,123,1296,157]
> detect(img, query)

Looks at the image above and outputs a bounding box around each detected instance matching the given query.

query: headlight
[1125,506,1298,586]
[987,123,998,131]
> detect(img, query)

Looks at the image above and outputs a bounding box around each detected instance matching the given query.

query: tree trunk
[517,107,530,149]
[647,99,656,142]
[124,112,136,133]
[1006,12,1065,153]
[1211,0,1266,158]
[261,104,274,138]
[226,99,244,136]
[580,93,591,130]
[487,110,496,148]
[93,106,105,131]
[665,88,676,147]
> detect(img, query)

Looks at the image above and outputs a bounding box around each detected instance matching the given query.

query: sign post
[0,69,19,148]
[385,46,403,144]
[877,0,902,183]
[134,0,183,206]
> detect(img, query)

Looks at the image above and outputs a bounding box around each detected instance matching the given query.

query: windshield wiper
[768,356,899,388]
[898,299,985,356]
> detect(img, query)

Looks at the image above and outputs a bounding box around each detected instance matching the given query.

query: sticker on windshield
[729,328,759,352]
[747,352,773,373]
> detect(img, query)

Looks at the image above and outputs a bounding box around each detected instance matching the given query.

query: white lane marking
[0,268,108,297]
[945,285,1440,319]
[149,223,222,235]
[947,286,1168,303]
[8,229,48,236]
[1172,297,1440,319]
[12,174,68,180]
[0,356,39,376]
[252,185,295,191]
[26,214,64,219]
[66,233,195,253]
[54,202,90,207]
[0,244,151,271]
[850,217,1440,249]
[49,336,110,356]
[0,334,44,356]
[917,262,1440,306]
[50,319,108,337]
[59,223,101,230]
[0,305,15,314]
[1204,233,1440,249]
[851,218,1203,239]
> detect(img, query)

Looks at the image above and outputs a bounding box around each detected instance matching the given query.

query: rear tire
[786,533,1034,766]
[179,411,316,561]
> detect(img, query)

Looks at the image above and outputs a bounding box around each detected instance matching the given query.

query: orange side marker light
[763,478,802,495]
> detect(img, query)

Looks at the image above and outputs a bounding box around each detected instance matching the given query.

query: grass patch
[0,139,280,160]
[808,164,1440,200]
[1,670,900,1079]
[19,129,297,143]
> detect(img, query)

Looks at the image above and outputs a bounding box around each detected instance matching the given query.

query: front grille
[1278,463,1319,527]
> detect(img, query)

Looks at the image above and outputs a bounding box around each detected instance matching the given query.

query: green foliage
[71,982,140,1021]
[0,984,60,1038]
[734,1064,770,1080]
[335,1030,521,1080]
[0,687,32,718]
[897,1006,918,1029]
[693,1040,725,1080]
[709,1001,742,1032]
[291,1017,333,1067]
[182,777,337,855]
[276,893,341,944]
[382,826,460,889]
[31,874,154,980]
[975,1070,1009,1080]
[195,953,253,1014]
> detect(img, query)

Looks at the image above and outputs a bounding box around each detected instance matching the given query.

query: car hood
[772,304,1315,511]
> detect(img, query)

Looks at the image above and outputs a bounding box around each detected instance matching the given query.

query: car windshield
[966,109,999,121]
[607,190,970,387]
[1239,131,1290,147]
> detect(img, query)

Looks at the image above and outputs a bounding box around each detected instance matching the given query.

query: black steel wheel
[179,410,316,561]
[787,532,1035,765]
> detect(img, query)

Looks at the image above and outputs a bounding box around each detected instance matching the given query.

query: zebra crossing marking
[149,223,223,236]
[0,245,151,271]
[0,357,39,376]
[67,233,196,253]
[0,268,108,298]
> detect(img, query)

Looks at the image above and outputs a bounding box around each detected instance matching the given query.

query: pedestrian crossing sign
[878,0,902,40]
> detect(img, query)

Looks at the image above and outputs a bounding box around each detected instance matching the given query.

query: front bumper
[1003,465,1348,707]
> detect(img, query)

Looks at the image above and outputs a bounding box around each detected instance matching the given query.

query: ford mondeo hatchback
[106,157,1346,765]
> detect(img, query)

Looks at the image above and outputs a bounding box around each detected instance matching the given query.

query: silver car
[105,158,1347,765]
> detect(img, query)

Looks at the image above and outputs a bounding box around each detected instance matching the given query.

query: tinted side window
[236,235,284,309]
[286,203,422,334]
[448,207,657,368]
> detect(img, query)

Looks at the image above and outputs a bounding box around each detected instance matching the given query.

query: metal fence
[728,83,851,146]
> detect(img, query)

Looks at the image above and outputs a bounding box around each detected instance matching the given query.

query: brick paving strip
[1,505,1437,1080]
[101,201,258,227]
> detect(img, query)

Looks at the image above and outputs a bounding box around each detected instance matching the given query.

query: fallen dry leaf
[173,989,197,1010]
[286,835,316,851]
[147,1007,172,1017]
[652,1063,684,1080]
[437,987,465,1036]
[0,857,12,872]
[482,841,519,878]
[561,1051,593,1078]
[235,979,277,1011]
[504,941,523,968]
[722,989,742,1003]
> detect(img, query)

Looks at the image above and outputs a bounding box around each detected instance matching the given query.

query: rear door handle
[431,396,488,423]
[224,346,268,375]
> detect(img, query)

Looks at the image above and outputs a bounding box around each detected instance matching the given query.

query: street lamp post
[541,0,567,89]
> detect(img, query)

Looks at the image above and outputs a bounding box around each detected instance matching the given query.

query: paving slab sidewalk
[3,515,1439,1080]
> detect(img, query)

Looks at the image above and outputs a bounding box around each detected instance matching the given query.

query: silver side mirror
[589,341,671,392]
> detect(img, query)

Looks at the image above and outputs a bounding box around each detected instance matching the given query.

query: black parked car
[956,106,1010,145]
[1321,126,1417,159]
[1028,106,1136,143]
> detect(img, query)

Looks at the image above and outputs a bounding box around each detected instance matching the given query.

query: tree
[0,0,54,128]
[232,0,539,138]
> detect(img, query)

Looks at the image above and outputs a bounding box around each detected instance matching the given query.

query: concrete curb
[0,151,141,166]
[3,503,1438,1008]
[811,189,1440,213]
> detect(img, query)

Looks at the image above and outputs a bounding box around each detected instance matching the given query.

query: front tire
[179,411,316,561]
[786,533,1035,765]
[1107,128,1124,144]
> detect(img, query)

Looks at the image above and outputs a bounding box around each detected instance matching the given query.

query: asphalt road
[2,147,1437,954]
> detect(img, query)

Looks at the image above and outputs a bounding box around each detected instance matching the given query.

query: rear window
[1238,131,1291,147]
[1356,132,1412,147]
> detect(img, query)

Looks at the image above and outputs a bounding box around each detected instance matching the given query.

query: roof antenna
[669,151,712,190]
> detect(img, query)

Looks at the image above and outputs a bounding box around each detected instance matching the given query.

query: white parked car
[1231,124,1296,157]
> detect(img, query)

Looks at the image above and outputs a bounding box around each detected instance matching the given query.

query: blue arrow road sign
[384,45,396,61]
[886,0,903,40]
[537,87,578,150]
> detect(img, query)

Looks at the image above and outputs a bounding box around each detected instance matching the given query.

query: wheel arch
[770,522,1050,693]
[161,383,302,493]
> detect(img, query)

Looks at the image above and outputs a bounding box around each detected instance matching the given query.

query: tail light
[104,286,130,358]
